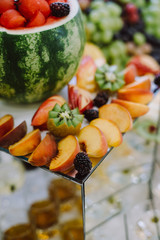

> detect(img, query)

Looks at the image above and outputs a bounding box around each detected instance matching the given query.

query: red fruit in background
[125,3,137,14]
[0,0,15,14]
[18,0,50,19]
[124,65,137,85]
[27,11,45,27]
[31,95,66,130]
[127,55,160,76]
[68,85,93,113]
[128,13,139,24]
[0,9,26,29]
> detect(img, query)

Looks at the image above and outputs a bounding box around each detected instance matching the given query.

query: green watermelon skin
[0,9,85,103]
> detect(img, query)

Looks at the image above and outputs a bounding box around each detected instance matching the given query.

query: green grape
[92,32,102,43]
[90,1,104,10]
[133,33,146,46]
[107,2,122,16]
[98,19,112,31]
[112,18,123,31]
[85,22,96,36]
[101,30,113,44]
[89,10,102,23]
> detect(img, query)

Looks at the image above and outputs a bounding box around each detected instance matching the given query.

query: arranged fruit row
[0,45,158,178]
[0,0,69,29]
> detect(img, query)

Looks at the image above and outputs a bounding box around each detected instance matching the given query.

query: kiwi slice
[134,119,160,142]
[47,103,84,138]
[95,64,125,92]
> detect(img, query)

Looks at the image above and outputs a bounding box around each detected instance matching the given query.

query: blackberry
[84,109,99,122]
[154,74,160,87]
[96,91,109,101]
[50,3,70,18]
[93,91,109,108]
[74,152,92,177]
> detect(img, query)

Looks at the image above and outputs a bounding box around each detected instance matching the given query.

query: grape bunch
[84,0,123,45]
[142,1,160,39]
[102,40,129,70]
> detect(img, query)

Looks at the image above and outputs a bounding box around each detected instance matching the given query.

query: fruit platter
[0,0,160,184]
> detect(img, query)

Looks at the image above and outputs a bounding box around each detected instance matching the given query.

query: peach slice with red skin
[111,99,149,118]
[9,129,41,156]
[49,135,80,172]
[99,103,133,133]
[68,84,93,113]
[90,118,123,147]
[122,76,151,91]
[28,133,57,166]
[77,125,108,158]
[76,56,97,92]
[31,95,66,130]
[118,88,153,104]
[127,55,160,76]
[0,121,27,149]
[123,64,137,84]
[0,114,14,139]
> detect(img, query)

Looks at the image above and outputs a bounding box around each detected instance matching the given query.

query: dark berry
[74,152,92,177]
[154,74,160,87]
[84,109,99,122]
[96,91,109,101]
[50,3,70,18]
[93,91,109,107]
[149,125,157,133]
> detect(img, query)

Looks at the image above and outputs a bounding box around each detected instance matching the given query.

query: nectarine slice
[77,125,108,158]
[118,89,153,104]
[124,65,137,84]
[9,129,41,156]
[31,95,66,129]
[0,114,14,139]
[90,118,123,147]
[49,135,80,172]
[0,121,27,149]
[99,103,133,133]
[111,99,149,118]
[122,76,151,91]
[28,133,57,166]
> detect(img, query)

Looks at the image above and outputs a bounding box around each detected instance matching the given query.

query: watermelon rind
[0,0,85,103]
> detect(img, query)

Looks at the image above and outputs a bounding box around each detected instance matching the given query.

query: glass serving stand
[0,83,160,240]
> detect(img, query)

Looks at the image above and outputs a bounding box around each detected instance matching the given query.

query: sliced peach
[0,114,14,139]
[77,125,108,158]
[90,118,123,147]
[31,95,66,130]
[123,64,137,84]
[76,56,97,92]
[9,129,41,156]
[122,76,151,91]
[111,99,149,118]
[28,133,57,166]
[99,103,132,133]
[49,135,80,172]
[0,121,27,149]
[118,88,153,104]
[127,55,160,76]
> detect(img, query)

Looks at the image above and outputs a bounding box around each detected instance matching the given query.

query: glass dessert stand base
[0,89,160,239]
